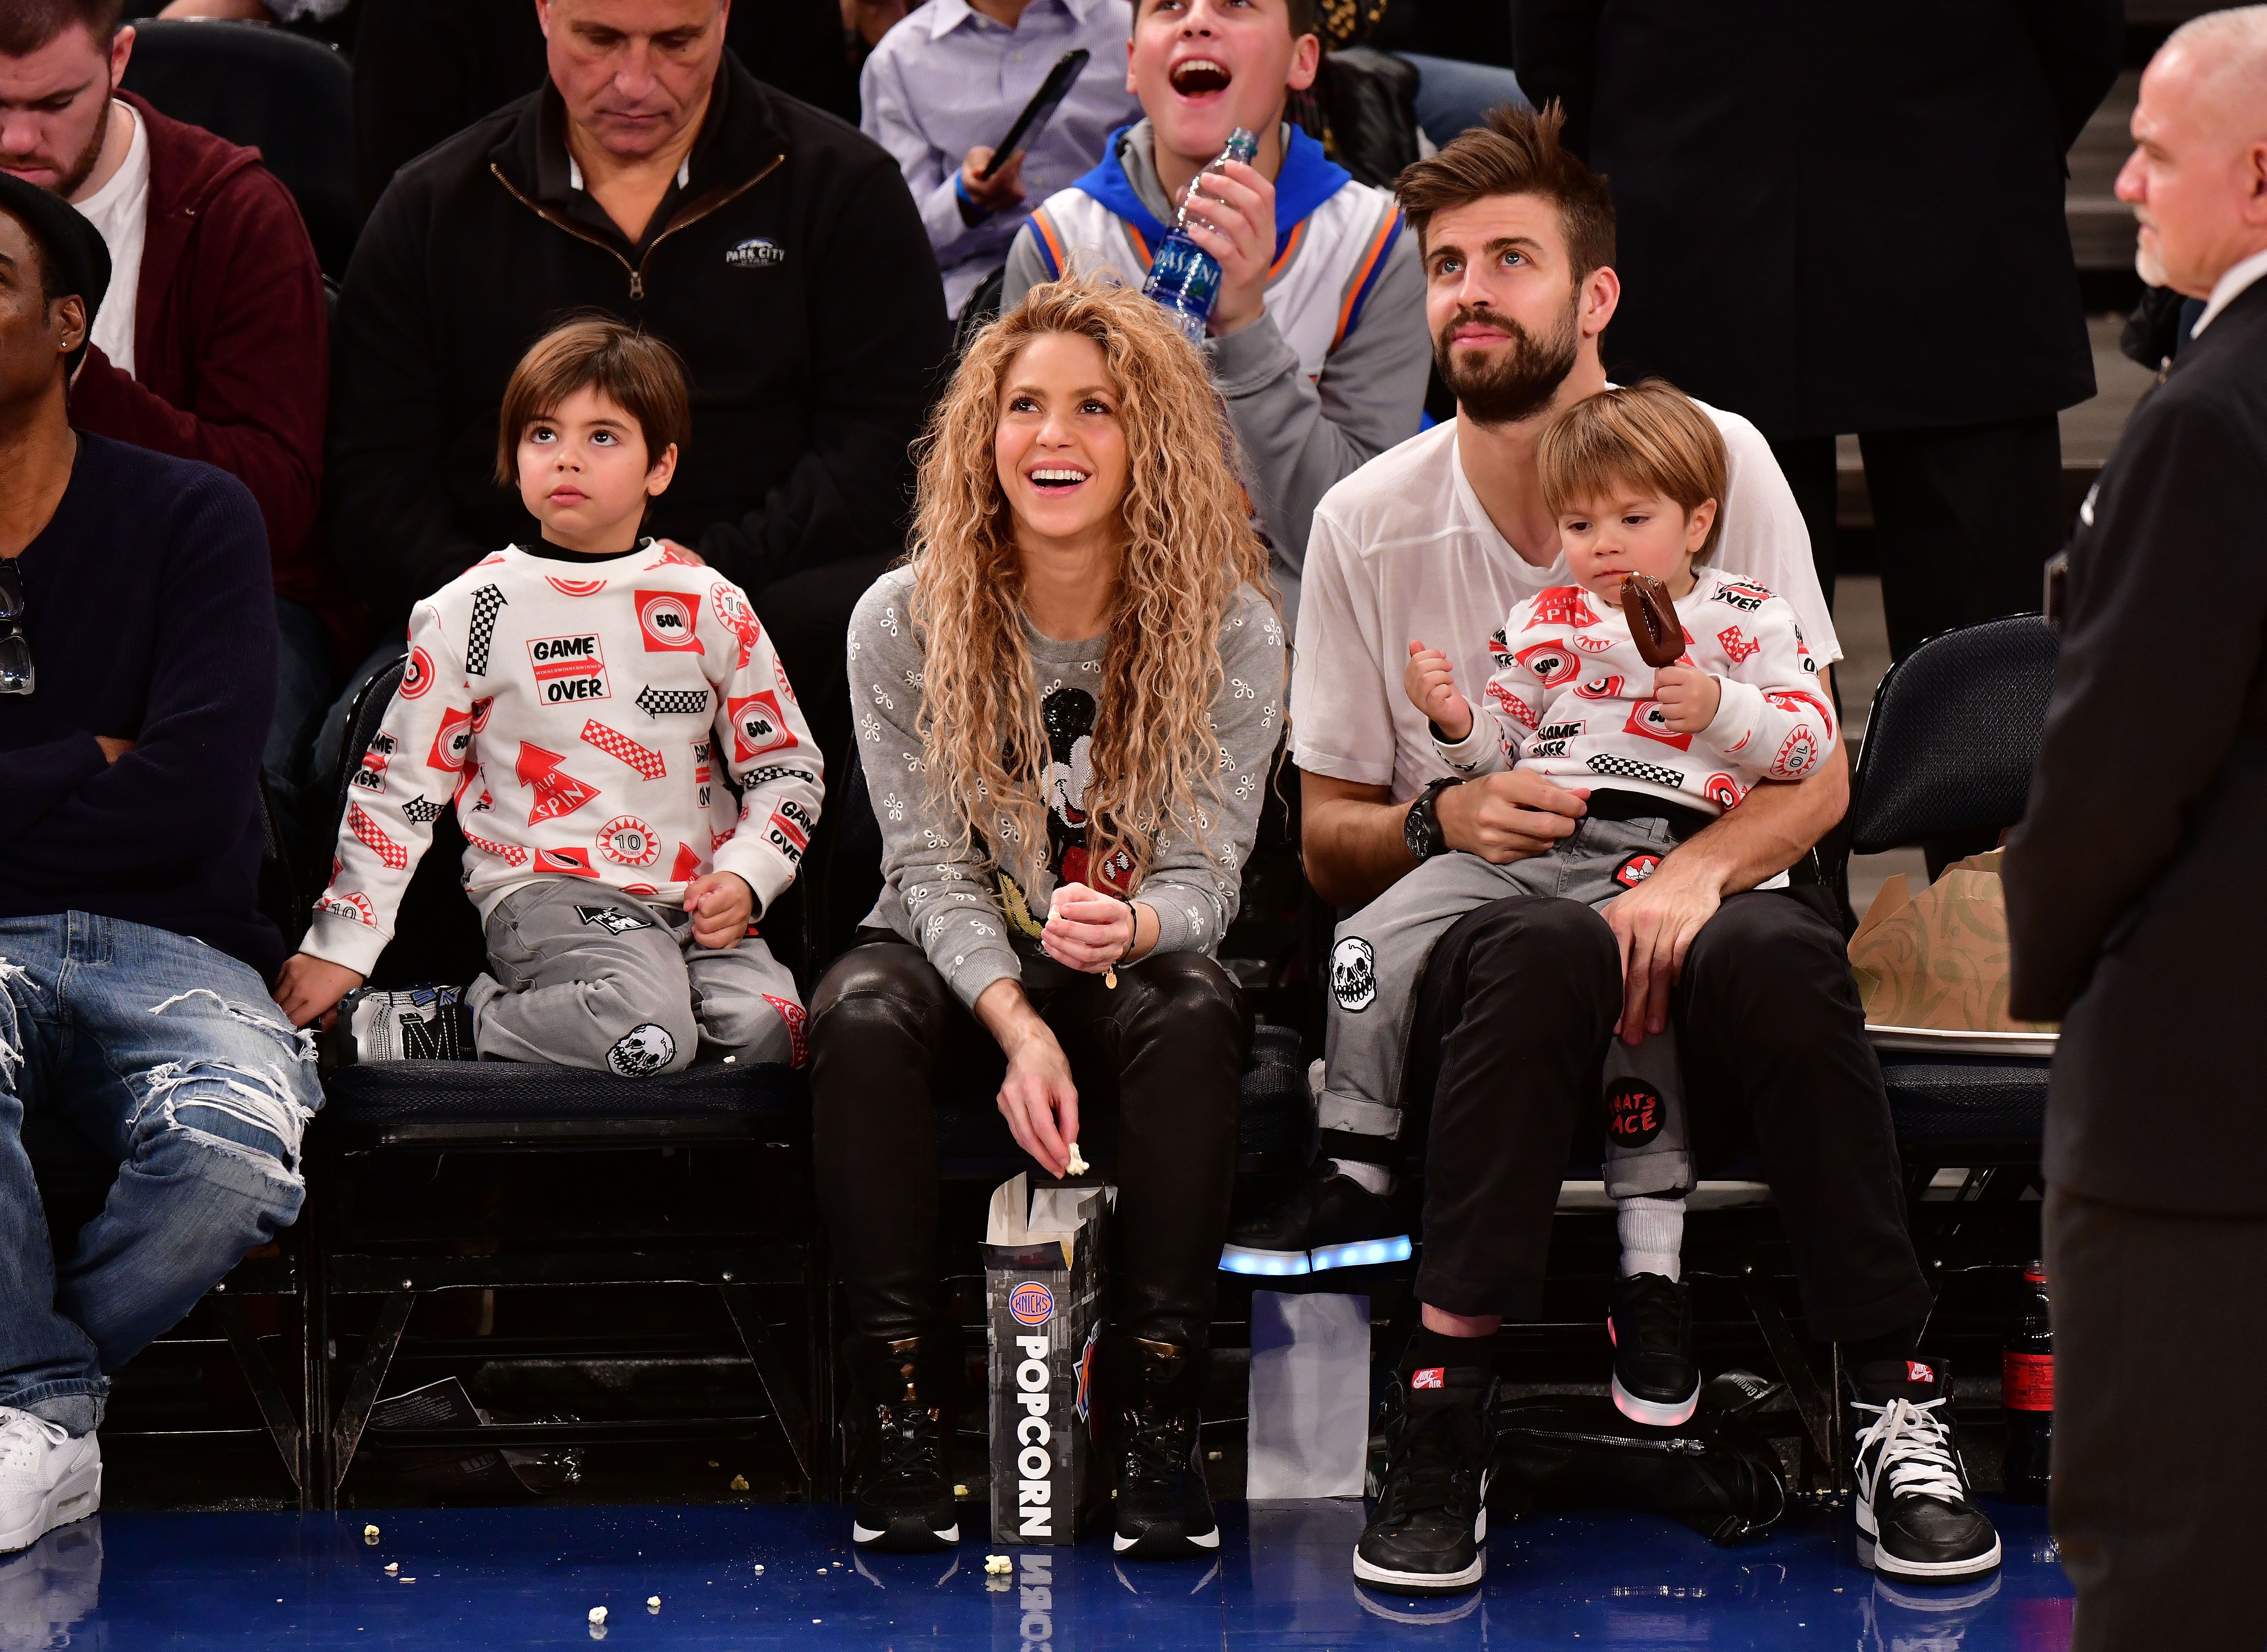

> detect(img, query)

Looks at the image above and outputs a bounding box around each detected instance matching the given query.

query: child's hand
[1405,640,1473,741]
[1653,664,1721,733]
[686,872,754,950]
[273,953,365,1030]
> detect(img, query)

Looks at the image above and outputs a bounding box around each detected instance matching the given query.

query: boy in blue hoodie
[1000,0,1431,628]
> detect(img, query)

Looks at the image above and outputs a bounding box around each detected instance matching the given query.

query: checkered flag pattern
[1586,752,1686,790]
[635,685,711,719]
[347,802,409,870]
[464,828,528,866]
[400,796,445,824]
[580,719,668,780]
[465,584,507,675]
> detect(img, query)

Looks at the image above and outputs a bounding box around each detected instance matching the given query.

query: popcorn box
[982,1174,1111,1546]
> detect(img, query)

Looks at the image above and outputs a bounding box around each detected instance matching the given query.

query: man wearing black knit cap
[0,172,323,1557]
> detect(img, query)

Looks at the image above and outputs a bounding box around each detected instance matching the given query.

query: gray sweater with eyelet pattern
[848,564,1286,1009]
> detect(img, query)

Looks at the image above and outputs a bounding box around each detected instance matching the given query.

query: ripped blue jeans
[0,914,321,1433]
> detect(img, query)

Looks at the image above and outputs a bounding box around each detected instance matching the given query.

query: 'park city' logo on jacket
[724,237,785,270]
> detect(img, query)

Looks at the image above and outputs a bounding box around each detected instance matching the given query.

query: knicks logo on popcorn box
[1008,1281,1055,1327]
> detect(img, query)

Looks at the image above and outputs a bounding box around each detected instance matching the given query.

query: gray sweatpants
[466,879,805,1077]
[1322,813,1693,1200]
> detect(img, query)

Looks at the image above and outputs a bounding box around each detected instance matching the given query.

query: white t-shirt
[1291,406,1840,806]
[71,100,150,377]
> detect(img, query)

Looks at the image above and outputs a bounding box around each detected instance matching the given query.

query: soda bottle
[1142,128,1262,345]
[2001,1260,2053,1501]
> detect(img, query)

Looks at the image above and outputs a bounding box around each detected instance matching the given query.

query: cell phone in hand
[979,48,1089,181]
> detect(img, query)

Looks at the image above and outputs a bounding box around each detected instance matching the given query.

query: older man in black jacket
[325,0,948,767]
[2005,12,2267,1647]
[1517,0,2122,659]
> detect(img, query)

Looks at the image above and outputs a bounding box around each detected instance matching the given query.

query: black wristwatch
[1404,777,1462,863]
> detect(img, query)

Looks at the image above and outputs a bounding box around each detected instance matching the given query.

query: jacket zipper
[490,152,783,301]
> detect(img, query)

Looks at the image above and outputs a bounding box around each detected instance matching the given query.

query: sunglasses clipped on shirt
[0,558,30,695]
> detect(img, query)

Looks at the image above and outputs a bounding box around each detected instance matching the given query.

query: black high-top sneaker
[1353,1358,1497,1594]
[1223,1161,1408,1272]
[847,1335,959,1552]
[1109,1338,1219,1560]
[1845,1357,2002,1582]
[1606,1272,1700,1427]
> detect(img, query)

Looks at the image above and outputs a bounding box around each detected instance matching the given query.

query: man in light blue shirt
[860,0,1139,318]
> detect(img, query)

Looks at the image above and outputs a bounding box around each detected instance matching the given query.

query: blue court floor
[0,1497,2068,1649]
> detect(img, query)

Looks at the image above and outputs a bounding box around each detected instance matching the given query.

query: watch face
[1405,797,1433,860]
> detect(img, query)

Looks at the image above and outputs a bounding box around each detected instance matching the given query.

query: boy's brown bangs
[1537,382,1731,562]
[495,317,692,487]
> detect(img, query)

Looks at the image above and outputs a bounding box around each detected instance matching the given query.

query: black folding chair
[1841,615,2061,1199]
[120,19,356,279]
[307,660,823,1509]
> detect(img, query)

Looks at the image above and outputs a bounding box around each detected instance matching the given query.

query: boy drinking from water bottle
[1000,0,1429,629]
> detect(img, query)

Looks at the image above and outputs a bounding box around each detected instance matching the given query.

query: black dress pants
[1403,887,1932,1343]
[2046,1185,2267,1652]
[809,941,1247,1349]
[1772,413,2065,660]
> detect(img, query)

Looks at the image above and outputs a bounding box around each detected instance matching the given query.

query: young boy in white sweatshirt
[272,319,823,1075]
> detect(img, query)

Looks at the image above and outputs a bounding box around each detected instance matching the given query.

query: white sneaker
[0,1411,100,1556]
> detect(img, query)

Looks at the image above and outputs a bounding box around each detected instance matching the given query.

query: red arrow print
[515,742,602,825]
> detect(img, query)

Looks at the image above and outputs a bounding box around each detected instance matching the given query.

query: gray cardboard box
[982,1175,1111,1545]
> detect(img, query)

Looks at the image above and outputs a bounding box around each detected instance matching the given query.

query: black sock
[1318,1128,1396,1171]
[1842,1321,1922,1373]
[1405,1322,1492,1377]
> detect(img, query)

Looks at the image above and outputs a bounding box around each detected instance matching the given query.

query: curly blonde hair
[907,275,1275,884]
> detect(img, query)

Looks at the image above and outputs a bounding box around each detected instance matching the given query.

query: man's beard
[2134,233,2168,292]
[1434,296,1580,428]
[22,98,112,200]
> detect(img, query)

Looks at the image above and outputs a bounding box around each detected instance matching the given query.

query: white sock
[1327,1158,1396,1196]
[1617,1195,1686,1282]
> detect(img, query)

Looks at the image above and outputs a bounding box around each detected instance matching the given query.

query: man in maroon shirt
[0,0,338,796]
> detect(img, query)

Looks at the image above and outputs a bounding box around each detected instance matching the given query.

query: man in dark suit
[1516,0,2122,658]
[2005,13,2267,1647]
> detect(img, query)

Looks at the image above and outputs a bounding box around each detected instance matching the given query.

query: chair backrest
[1847,616,2059,856]
[330,655,490,987]
[121,19,356,280]
[817,738,888,967]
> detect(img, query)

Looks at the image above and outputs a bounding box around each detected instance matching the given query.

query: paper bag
[1848,849,2057,1034]
[1246,1291,1371,1499]
[983,1173,1111,1544]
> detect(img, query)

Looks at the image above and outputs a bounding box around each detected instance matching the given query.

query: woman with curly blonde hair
[811,276,1286,1561]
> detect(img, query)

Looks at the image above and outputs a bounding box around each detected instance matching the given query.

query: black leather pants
[809,941,1247,1348]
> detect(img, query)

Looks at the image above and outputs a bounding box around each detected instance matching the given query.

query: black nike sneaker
[1223,1162,1409,1274]
[1109,1337,1220,1560]
[847,1334,960,1552]
[1606,1272,1700,1427]
[1846,1357,2002,1582]
[1352,1359,1497,1594]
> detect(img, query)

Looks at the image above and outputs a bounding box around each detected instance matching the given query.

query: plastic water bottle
[2001,1261,2053,1502]
[1142,128,1261,345]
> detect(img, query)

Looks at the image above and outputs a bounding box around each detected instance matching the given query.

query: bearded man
[1262,107,1977,1597]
